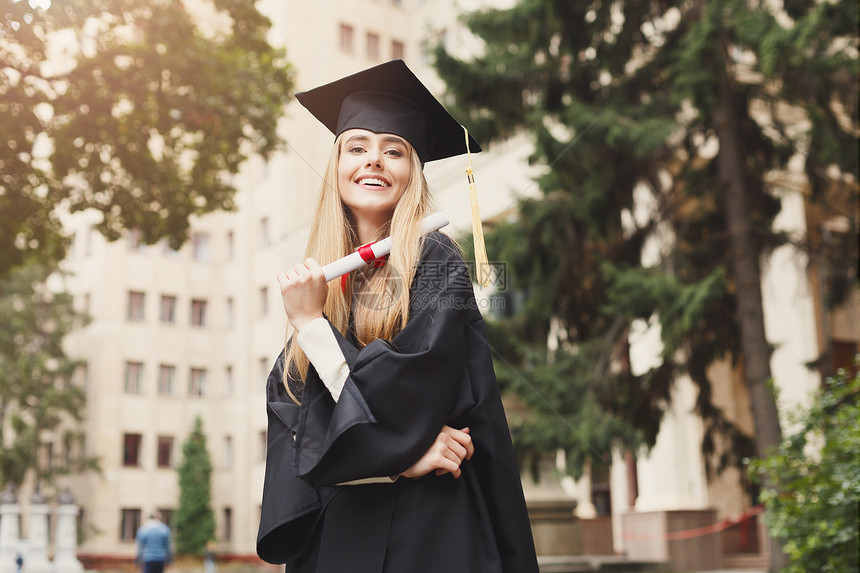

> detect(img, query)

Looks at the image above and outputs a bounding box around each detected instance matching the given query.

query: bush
[750,361,859,572]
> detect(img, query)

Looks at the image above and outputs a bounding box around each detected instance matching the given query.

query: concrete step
[538,555,670,572]
[721,552,769,570]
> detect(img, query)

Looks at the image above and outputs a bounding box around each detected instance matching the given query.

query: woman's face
[338,129,412,227]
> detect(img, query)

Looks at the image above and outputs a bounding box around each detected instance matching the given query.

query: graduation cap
[296,59,491,287]
[295,59,480,163]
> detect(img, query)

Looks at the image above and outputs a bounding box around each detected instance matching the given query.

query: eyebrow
[344,134,408,147]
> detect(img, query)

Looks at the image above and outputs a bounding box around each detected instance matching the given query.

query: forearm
[296,317,349,401]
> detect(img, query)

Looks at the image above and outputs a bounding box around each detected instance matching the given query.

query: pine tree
[437,1,856,568]
[0,0,293,278]
[174,416,215,556]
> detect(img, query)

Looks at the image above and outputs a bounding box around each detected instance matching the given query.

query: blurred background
[0,0,857,571]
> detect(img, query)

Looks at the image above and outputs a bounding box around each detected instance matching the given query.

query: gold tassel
[464,126,491,288]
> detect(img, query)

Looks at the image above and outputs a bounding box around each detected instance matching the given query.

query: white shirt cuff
[296,317,350,402]
[337,475,400,486]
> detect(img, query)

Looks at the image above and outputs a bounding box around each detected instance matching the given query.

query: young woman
[257,60,538,573]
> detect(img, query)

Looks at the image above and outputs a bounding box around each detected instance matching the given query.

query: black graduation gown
[257,232,538,573]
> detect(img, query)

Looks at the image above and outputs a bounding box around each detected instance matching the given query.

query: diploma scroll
[322,211,450,282]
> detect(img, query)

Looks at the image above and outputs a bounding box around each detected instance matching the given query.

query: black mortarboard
[295,59,481,163]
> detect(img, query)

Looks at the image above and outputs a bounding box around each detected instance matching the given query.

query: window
[63,435,73,469]
[260,430,267,460]
[191,299,207,327]
[161,239,181,258]
[157,436,174,468]
[224,366,234,397]
[260,357,269,386]
[223,436,233,469]
[160,295,177,324]
[832,339,859,375]
[190,368,207,397]
[158,364,175,395]
[366,32,380,60]
[192,232,210,262]
[159,509,175,530]
[223,507,233,541]
[77,361,90,393]
[339,23,354,53]
[123,433,142,467]
[225,297,234,329]
[125,361,144,394]
[127,291,145,321]
[226,231,235,261]
[83,293,91,316]
[259,286,268,317]
[120,508,141,541]
[259,217,270,248]
[42,442,54,472]
[391,39,405,60]
[127,229,143,251]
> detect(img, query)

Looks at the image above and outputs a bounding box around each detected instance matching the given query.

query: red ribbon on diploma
[340,242,389,292]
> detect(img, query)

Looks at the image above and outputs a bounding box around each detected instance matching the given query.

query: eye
[384,148,404,157]
[347,145,366,154]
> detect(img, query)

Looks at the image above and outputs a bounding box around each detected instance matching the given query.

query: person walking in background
[204,540,217,573]
[135,511,172,573]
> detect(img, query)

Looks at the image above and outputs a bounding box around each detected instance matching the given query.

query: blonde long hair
[283,132,433,402]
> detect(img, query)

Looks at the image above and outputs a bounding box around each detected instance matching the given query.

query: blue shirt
[136,520,172,563]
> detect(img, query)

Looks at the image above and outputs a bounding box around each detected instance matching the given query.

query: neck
[354,214,389,245]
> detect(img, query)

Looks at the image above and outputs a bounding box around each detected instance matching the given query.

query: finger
[440,444,461,466]
[439,426,473,461]
[434,457,461,479]
[304,258,326,283]
[445,437,468,461]
[444,428,473,457]
[462,429,475,460]
[293,264,311,279]
[434,467,460,477]
[276,273,289,290]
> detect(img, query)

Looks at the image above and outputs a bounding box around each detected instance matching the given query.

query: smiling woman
[257,60,538,573]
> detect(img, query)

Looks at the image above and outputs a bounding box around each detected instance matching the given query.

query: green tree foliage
[174,416,215,556]
[750,364,860,572]
[0,0,293,277]
[0,261,95,489]
[437,0,857,482]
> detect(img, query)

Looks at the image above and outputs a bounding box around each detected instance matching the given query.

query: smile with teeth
[357,177,391,187]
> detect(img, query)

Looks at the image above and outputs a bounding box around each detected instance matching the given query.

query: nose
[366,147,383,167]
